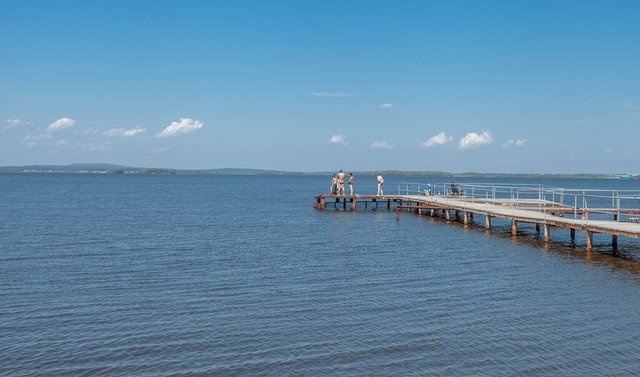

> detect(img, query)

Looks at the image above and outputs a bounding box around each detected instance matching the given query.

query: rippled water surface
[2,174,640,376]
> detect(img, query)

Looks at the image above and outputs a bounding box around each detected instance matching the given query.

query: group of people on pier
[330,171,384,196]
[330,170,354,196]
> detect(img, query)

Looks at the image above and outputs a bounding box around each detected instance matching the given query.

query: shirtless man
[331,174,338,194]
[337,170,345,196]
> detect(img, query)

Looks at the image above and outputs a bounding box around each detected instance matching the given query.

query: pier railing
[397,182,640,222]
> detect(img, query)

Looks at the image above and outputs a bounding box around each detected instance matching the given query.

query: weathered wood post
[612,214,618,250]
[586,231,593,251]
[445,209,451,221]
[351,197,356,211]
[511,220,518,235]
[543,224,549,242]
[485,214,491,230]
[570,228,576,243]
[463,212,469,225]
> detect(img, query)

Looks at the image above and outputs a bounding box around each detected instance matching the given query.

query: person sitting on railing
[450,183,459,196]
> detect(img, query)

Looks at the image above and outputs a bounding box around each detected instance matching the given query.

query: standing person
[331,174,338,195]
[337,169,345,196]
[348,173,354,196]
[377,173,384,196]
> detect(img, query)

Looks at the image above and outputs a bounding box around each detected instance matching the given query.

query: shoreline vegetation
[0,164,637,179]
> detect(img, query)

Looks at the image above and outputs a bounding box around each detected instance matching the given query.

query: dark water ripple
[2,174,640,375]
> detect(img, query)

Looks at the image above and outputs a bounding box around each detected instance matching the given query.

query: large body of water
[2,174,640,375]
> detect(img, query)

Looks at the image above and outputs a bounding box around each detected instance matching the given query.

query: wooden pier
[314,183,640,252]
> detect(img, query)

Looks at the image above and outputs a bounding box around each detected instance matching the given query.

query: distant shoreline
[0,164,637,179]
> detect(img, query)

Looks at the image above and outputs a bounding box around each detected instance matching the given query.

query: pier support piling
[586,231,593,251]
[485,215,491,230]
[511,220,518,235]
[543,224,549,242]
[463,212,469,225]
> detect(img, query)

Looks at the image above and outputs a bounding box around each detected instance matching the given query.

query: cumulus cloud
[380,102,393,109]
[47,117,75,132]
[2,118,33,130]
[370,141,395,149]
[501,138,528,148]
[310,92,355,97]
[422,132,452,148]
[156,118,203,138]
[459,131,493,149]
[329,134,348,145]
[103,127,146,137]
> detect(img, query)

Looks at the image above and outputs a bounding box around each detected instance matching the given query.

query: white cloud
[380,102,393,109]
[329,134,348,145]
[103,127,146,137]
[501,138,528,148]
[310,92,355,97]
[370,140,395,149]
[156,118,203,138]
[47,117,76,132]
[422,132,452,148]
[459,131,493,149]
[2,118,33,130]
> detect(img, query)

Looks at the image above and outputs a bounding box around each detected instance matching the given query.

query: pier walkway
[314,183,640,251]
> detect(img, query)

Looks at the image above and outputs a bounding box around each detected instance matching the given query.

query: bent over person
[377,174,384,196]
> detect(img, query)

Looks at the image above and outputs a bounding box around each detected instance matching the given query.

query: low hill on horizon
[0,164,636,179]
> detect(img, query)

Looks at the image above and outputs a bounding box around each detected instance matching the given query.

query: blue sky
[1,1,639,173]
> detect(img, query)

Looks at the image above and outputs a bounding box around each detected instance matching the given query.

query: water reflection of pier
[314,183,640,252]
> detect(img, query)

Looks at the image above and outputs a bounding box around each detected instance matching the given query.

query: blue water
[2,174,640,375]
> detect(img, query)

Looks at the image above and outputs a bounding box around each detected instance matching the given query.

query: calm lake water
[2,174,640,376]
